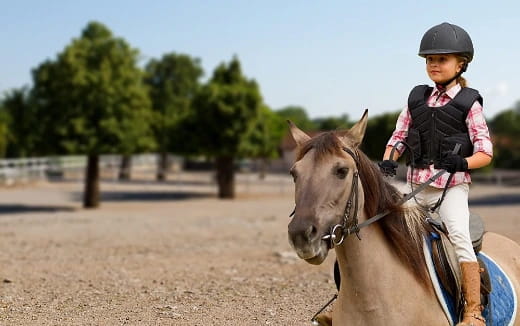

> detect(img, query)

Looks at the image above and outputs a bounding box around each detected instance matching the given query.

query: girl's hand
[378,160,399,176]
[435,152,468,173]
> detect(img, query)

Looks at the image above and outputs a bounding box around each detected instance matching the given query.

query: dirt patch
[0,173,518,325]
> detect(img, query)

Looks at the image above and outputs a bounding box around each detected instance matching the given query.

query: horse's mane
[297,132,431,288]
[356,146,431,288]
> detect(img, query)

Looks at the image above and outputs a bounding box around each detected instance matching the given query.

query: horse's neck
[336,224,417,301]
[334,219,442,324]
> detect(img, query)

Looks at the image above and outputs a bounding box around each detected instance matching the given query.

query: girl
[380,22,493,326]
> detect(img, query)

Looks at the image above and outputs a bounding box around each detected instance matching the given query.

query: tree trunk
[156,152,168,181]
[84,154,100,208]
[258,158,268,180]
[216,156,235,198]
[118,155,132,180]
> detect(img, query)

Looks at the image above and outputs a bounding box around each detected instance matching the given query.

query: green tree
[313,114,351,131]
[184,56,262,198]
[490,103,520,135]
[144,53,203,180]
[31,21,154,207]
[275,106,316,131]
[0,87,39,157]
[240,105,286,178]
[0,109,9,157]
[489,103,520,169]
[362,111,401,160]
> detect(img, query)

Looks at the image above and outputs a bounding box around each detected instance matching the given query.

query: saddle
[428,211,492,321]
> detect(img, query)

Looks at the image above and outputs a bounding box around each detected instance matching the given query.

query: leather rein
[293,145,452,248]
[305,144,457,325]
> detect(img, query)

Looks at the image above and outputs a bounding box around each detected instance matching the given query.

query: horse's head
[287,110,368,265]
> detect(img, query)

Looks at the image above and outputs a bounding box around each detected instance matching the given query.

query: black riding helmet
[419,22,474,61]
[419,22,474,87]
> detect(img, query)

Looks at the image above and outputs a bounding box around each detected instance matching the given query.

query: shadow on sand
[469,194,520,206]
[50,178,216,187]
[71,191,215,202]
[0,192,213,215]
[0,205,76,215]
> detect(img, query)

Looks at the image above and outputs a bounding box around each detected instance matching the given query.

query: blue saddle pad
[478,252,516,325]
[427,237,517,325]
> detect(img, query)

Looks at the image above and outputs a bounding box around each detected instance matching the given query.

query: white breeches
[407,183,477,263]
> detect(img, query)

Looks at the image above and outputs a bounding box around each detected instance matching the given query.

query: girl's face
[425,54,464,85]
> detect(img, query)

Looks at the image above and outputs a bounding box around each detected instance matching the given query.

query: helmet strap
[437,62,468,88]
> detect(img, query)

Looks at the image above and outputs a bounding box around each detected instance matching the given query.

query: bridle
[289,146,381,248]
[320,144,457,248]
[321,146,362,247]
[302,143,458,325]
[290,142,457,249]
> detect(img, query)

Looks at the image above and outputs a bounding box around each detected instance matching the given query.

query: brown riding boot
[456,261,486,326]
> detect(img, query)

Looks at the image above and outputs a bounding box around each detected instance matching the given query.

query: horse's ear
[339,109,368,147]
[287,120,311,147]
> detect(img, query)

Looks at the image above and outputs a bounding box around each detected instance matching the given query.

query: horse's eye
[336,167,349,179]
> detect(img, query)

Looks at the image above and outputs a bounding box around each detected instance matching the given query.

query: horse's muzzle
[288,218,329,264]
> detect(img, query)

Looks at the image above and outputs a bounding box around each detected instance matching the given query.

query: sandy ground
[0,172,519,326]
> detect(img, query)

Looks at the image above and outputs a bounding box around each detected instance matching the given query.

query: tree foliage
[186,56,262,156]
[0,106,9,157]
[0,87,39,157]
[29,21,155,207]
[31,21,155,155]
[275,106,316,131]
[361,111,401,160]
[489,103,520,169]
[144,53,203,153]
[313,114,351,131]
[181,56,263,197]
[240,105,286,159]
[490,102,520,135]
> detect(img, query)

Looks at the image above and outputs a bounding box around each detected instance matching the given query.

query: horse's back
[481,232,520,274]
[482,232,520,325]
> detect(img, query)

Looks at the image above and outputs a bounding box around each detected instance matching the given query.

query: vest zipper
[429,109,436,165]
[430,90,443,165]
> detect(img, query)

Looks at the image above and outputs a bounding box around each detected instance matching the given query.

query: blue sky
[2,1,519,120]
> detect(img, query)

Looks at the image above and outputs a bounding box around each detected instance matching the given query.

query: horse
[287,110,520,325]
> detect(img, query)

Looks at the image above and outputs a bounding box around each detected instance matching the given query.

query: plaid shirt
[387,84,493,188]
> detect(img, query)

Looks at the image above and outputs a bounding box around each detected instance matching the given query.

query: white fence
[0,154,173,185]
[471,169,520,186]
[1,154,518,186]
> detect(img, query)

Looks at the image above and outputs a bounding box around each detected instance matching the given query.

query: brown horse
[287,110,520,325]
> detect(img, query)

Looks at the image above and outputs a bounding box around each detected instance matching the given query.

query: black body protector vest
[406,85,482,168]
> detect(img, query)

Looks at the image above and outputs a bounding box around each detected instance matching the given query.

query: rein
[309,147,448,325]
[305,143,460,325]
[321,145,454,248]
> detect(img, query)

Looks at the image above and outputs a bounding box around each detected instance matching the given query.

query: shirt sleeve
[466,101,493,157]
[386,106,411,154]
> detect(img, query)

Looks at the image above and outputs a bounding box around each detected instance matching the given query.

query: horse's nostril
[288,218,320,246]
[306,225,318,240]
